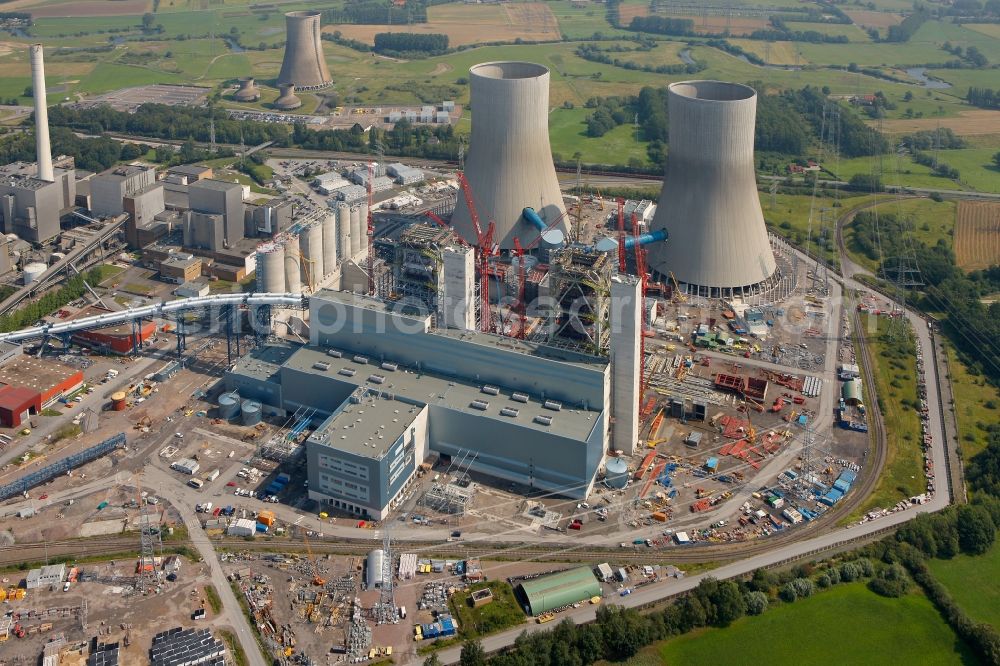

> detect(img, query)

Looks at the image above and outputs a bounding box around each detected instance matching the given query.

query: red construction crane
[632,211,649,393]
[616,197,627,273]
[366,161,376,295]
[511,237,527,339]
[456,171,497,333]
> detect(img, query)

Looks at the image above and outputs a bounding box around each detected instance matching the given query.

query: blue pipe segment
[522,207,547,232]
[624,229,668,249]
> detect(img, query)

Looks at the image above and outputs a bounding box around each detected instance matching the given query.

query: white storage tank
[359,202,370,255]
[349,207,362,258]
[282,233,301,294]
[23,262,47,285]
[219,391,241,420]
[255,241,285,293]
[321,211,337,276]
[299,222,324,290]
[241,400,262,425]
[337,203,351,262]
[605,457,630,489]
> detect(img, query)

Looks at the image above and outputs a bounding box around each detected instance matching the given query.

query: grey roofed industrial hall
[277,10,333,90]
[449,62,567,249]
[224,289,610,517]
[646,81,778,298]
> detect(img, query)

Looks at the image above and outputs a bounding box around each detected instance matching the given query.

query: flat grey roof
[190,178,242,193]
[310,389,422,459]
[232,343,298,383]
[168,164,212,176]
[286,345,601,441]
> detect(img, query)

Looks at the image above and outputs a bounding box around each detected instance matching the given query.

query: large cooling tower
[277,11,332,90]
[450,62,566,250]
[646,81,777,298]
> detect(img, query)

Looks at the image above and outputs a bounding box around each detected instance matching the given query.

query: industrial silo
[450,62,567,249]
[241,400,262,425]
[605,457,630,490]
[645,81,777,299]
[219,391,241,419]
[336,203,351,262]
[255,241,285,293]
[299,222,324,290]
[321,211,337,276]
[349,206,363,258]
[277,11,332,90]
[23,262,47,284]
[283,234,302,294]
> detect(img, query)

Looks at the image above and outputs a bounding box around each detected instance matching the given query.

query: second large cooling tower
[450,62,566,249]
[277,11,332,90]
[646,81,777,298]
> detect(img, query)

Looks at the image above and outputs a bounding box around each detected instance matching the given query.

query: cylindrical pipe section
[299,222,324,290]
[624,229,668,249]
[283,234,301,294]
[337,203,351,263]
[321,211,337,276]
[256,241,285,293]
[349,206,362,258]
[278,10,333,90]
[29,44,54,182]
[646,81,777,293]
[451,62,567,249]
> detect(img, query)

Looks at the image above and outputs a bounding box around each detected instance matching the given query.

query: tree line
[321,0,429,25]
[886,9,929,42]
[626,16,694,36]
[0,126,126,173]
[46,103,291,147]
[0,267,106,333]
[967,87,1000,109]
[373,32,448,55]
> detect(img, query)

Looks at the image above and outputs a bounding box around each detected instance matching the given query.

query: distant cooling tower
[277,11,332,90]
[450,62,566,250]
[234,77,261,102]
[646,81,777,298]
[274,84,302,111]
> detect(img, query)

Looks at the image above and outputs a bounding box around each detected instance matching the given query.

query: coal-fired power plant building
[646,81,778,299]
[450,62,566,250]
[277,11,332,91]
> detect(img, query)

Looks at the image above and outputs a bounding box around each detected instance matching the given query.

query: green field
[760,191,872,269]
[874,197,956,249]
[619,583,974,666]
[447,581,526,640]
[945,344,1000,461]
[1,0,998,191]
[853,314,927,517]
[928,540,1000,629]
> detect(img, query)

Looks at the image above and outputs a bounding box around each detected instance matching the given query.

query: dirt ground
[955,200,1000,271]
[877,109,1000,137]
[325,2,561,47]
[618,3,650,24]
[844,9,904,30]
[0,556,221,664]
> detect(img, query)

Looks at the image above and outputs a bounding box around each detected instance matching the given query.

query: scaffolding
[547,248,612,353]
[255,406,316,464]
[346,602,372,660]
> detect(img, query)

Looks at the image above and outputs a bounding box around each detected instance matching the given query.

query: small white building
[175,281,210,298]
[227,518,256,537]
[782,507,803,524]
[25,563,66,589]
[171,458,200,475]
[594,562,614,582]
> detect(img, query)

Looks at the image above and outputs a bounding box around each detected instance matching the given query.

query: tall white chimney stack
[29,44,54,183]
